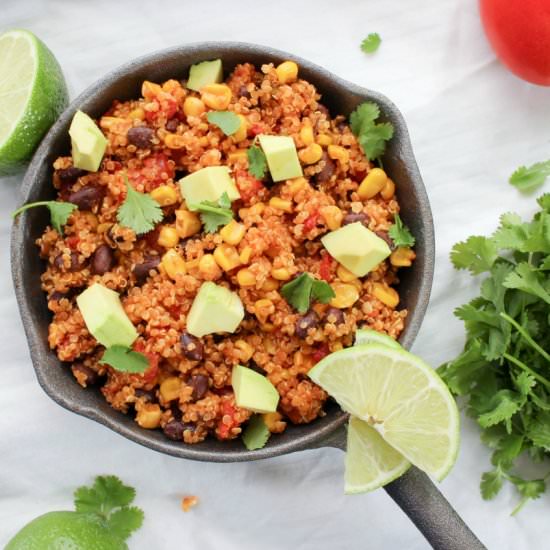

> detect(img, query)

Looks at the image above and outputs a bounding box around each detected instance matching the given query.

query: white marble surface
[2,0,550,548]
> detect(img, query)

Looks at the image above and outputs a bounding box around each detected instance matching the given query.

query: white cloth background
[2,1,550,548]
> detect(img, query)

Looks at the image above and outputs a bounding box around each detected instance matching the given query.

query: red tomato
[479,0,550,85]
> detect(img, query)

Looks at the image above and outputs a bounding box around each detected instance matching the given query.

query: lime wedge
[345,416,410,494]
[0,29,68,176]
[309,344,460,481]
[354,328,401,349]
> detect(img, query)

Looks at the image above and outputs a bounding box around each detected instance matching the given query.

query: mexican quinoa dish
[26,59,416,448]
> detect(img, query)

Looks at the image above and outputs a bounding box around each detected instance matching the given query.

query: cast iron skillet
[11,42,485,549]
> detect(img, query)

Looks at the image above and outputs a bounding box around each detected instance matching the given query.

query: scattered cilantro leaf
[349,101,393,161]
[100,345,149,373]
[247,144,267,179]
[361,33,381,54]
[311,279,336,303]
[206,111,241,136]
[481,469,503,500]
[106,506,145,540]
[509,160,550,192]
[280,273,333,314]
[117,175,163,235]
[450,236,498,275]
[388,213,415,248]
[12,200,77,234]
[190,192,234,233]
[242,414,271,450]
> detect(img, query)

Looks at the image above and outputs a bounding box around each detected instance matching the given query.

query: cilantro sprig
[12,201,77,234]
[388,213,415,248]
[509,159,550,192]
[190,191,234,233]
[206,111,241,136]
[242,414,271,450]
[247,144,267,179]
[349,102,394,161]
[100,345,149,373]
[117,174,163,235]
[440,192,550,512]
[361,33,381,54]
[281,273,335,314]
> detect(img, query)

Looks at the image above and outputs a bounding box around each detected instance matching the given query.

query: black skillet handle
[319,427,486,550]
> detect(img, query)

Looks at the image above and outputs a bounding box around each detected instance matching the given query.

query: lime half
[309,344,460,481]
[0,29,68,176]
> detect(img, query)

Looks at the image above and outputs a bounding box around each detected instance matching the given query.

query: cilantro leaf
[247,144,267,179]
[515,371,536,396]
[477,390,524,429]
[349,101,393,161]
[190,192,234,233]
[311,279,336,304]
[450,236,498,275]
[106,506,145,540]
[480,469,503,500]
[527,411,550,450]
[100,345,149,373]
[361,33,381,54]
[491,434,524,469]
[206,111,241,136]
[503,262,550,305]
[12,200,77,234]
[388,213,415,248]
[242,414,271,450]
[117,175,163,235]
[509,160,550,192]
[281,273,313,314]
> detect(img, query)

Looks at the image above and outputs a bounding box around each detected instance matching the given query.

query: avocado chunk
[76,283,138,348]
[68,110,107,172]
[186,282,244,337]
[321,222,391,277]
[232,365,280,413]
[179,166,240,209]
[258,135,303,182]
[187,59,223,92]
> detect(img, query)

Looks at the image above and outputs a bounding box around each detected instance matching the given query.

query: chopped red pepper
[303,211,320,233]
[248,123,263,137]
[66,236,80,249]
[312,343,330,364]
[235,169,265,203]
[216,400,240,440]
[319,253,334,282]
[133,341,160,383]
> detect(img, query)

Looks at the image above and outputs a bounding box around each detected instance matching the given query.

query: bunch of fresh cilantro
[439,193,550,513]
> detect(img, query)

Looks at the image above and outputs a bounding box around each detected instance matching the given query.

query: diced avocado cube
[68,110,107,172]
[187,59,223,92]
[186,282,244,337]
[258,135,303,182]
[179,166,240,209]
[232,365,280,413]
[321,222,391,277]
[76,283,138,348]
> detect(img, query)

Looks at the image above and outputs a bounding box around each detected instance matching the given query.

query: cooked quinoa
[36,61,416,445]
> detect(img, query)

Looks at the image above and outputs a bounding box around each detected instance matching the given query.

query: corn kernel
[175,209,202,239]
[380,178,396,200]
[198,254,221,280]
[129,107,145,120]
[358,168,388,200]
[219,220,246,245]
[158,226,180,248]
[317,134,333,147]
[141,81,162,99]
[213,244,241,272]
[271,267,291,281]
[164,133,186,149]
[201,84,232,111]
[161,249,186,280]
[136,403,162,429]
[150,185,178,206]
[183,96,206,117]
[235,339,254,362]
[390,247,416,267]
[287,177,308,196]
[186,258,200,270]
[328,144,350,164]
[160,376,181,402]
[330,282,360,309]
[232,114,248,143]
[275,61,299,84]
[299,143,323,165]
[269,197,293,213]
[254,299,274,323]
[239,246,252,264]
[249,202,266,216]
[336,263,358,282]
[263,411,284,431]
[330,341,344,352]
[237,268,256,287]
[319,205,343,231]
[228,150,248,163]
[372,282,399,308]
[299,123,314,146]
[262,277,279,291]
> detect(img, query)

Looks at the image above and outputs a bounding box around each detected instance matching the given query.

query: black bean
[54,252,85,272]
[343,211,370,227]
[127,126,155,148]
[68,185,104,211]
[71,363,100,386]
[49,291,66,302]
[324,307,345,325]
[170,402,183,420]
[133,256,161,284]
[135,388,156,403]
[295,310,320,339]
[57,166,87,184]
[314,153,336,185]
[165,119,179,132]
[188,374,209,401]
[91,244,114,275]
[238,85,251,98]
[180,332,204,361]
[163,420,195,441]
[375,230,395,250]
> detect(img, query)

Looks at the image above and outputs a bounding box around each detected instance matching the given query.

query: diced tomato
[248,124,263,137]
[234,169,265,203]
[66,236,80,249]
[129,153,175,191]
[133,341,160,383]
[216,401,240,440]
[144,100,160,123]
[303,211,320,233]
[312,343,330,364]
[319,253,334,282]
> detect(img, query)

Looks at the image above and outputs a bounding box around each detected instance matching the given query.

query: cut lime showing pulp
[354,328,401,349]
[345,416,410,494]
[0,29,68,176]
[309,344,460,481]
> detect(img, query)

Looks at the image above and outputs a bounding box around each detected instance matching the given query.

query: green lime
[309,344,460,481]
[0,29,68,176]
[354,328,401,349]
[345,416,410,494]
[5,511,127,550]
